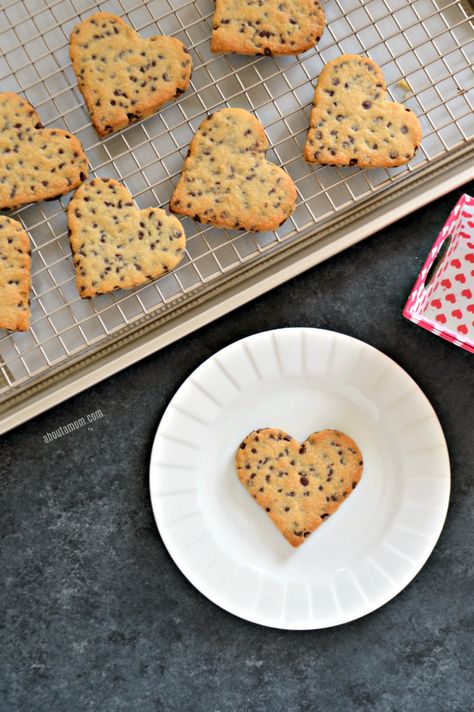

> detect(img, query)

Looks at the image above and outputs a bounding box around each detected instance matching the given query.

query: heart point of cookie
[170,108,297,232]
[236,428,363,547]
[305,54,422,168]
[70,13,193,137]
[211,0,325,56]
[0,93,88,210]
[68,178,186,298]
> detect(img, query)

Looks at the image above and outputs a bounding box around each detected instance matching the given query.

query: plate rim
[149,327,451,630]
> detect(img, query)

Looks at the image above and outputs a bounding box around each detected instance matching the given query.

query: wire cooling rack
[0,0,473,404]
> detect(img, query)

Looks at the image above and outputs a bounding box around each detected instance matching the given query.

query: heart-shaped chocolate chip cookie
[0,93,88,210]
[70,13,193,137]
[68,178,186,298]
[0,216,31,331]
[211,0,325,56]
[305,54,422,168]
[236,428,363,547]
[170,108,297,232]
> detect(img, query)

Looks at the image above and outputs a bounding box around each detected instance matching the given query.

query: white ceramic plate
[149,328,450,629]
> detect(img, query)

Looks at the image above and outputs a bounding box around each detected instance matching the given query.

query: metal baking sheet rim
[1,150,472,434]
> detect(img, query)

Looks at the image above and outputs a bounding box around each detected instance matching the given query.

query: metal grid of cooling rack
[0,0,473,398]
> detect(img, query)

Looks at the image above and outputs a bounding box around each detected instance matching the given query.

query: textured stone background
[1,186,473,712]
